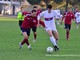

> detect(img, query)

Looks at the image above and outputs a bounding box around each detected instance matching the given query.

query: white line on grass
[45,54,80,57]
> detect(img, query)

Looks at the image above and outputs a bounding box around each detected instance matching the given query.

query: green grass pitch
[0,16,80,60]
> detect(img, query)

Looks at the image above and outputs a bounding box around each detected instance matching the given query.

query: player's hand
[44,27,47,31]
[37,24,40,27]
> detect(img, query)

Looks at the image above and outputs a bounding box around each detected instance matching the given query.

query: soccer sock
[34,33,37,40]
[21,39,26,45]
[21,39,29,46]
[66,31,69,39]
[25,39,29,46]
[50,36,57,46]
[56,39,58,44]
[39,20,45,27]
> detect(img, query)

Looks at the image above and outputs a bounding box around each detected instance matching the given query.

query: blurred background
[0,0,80,16]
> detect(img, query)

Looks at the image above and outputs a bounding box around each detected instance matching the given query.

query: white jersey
[54,10,61,19]
[38,10,60,31]
[75,12,80,23]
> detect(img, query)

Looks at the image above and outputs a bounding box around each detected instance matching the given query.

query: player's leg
[46,30,58,51]
[75,19,79,29]
[32,27,37,42]
[19,20,23,34]
[19,28,31,49]
[39,20,45,27]
[66,28,69,40]
[21,32,29,45]
[76,23,79,29]
[52,31,59,44]
[52,30,59,50]
[65,24,71,40]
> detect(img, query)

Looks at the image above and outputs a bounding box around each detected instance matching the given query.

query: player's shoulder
[41,10,47,13]
[26,14,31,17]
[53,10,56,12]
[25,14,31,19]
[52,10,58,13]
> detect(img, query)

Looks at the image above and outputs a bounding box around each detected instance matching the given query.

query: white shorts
[76,19,80,23]
[44,20,57,32]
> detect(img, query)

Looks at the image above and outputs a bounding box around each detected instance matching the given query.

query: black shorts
[32,27,37,32]
[19,20,23,26]
[21,27,31,36]
[65,24,71,30]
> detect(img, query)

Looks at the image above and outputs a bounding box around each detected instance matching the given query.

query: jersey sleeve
[54,10,61,18]
[37,11,45,20]
[71,13,75,19]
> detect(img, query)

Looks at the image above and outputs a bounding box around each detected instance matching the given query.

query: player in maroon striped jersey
[61,8,74,40]
[19,10,37,49]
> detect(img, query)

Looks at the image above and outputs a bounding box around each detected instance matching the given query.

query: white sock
[50,36,57,46]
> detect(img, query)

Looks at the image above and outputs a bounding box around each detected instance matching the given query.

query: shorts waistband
[45,17,53,21]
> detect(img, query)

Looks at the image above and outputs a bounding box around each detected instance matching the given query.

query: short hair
[47,5,52,9]
[31,10,36,13]
[20,6,23,9]
[33,6,37,8]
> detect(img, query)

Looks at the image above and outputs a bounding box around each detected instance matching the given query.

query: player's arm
[37,12,44,27]
[37,15,41,27]
[60,14,65,25]
[54,10,61,20]
[71,13,75,21]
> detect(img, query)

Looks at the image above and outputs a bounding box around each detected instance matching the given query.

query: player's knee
[48,33,53,37]
[49,34,53,37]
[66,28,69,31]
[24,36,29,39]
[33,32,36,34]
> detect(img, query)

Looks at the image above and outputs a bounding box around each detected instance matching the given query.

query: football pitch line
[45,54,80,57]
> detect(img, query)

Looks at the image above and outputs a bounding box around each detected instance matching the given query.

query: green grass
[0,17,80,60]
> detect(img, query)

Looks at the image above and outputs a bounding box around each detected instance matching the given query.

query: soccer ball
[46,47,54,54]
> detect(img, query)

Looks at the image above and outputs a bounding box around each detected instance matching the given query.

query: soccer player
[33,5,45,28]
[31,6,45,42]
[17,7,24,34]
[19,10,37,49]
[38,5,60,51]
[61,7,74,40]
[75,9,80,29]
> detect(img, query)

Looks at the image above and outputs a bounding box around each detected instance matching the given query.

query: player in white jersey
[38,5,61,51]
[75,10,80,29]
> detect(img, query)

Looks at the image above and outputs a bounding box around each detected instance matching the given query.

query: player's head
[68,7,72,12]
[75,8,79,12]
[47,4,52,13]
[31,10,37,17]
[20,6,24,12]
[33,6,37,11]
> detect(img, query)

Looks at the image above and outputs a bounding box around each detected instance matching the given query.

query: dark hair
[20,7,23,9]
[33,6,37,8]
[47,5,52,9]
[31,10,36,13]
